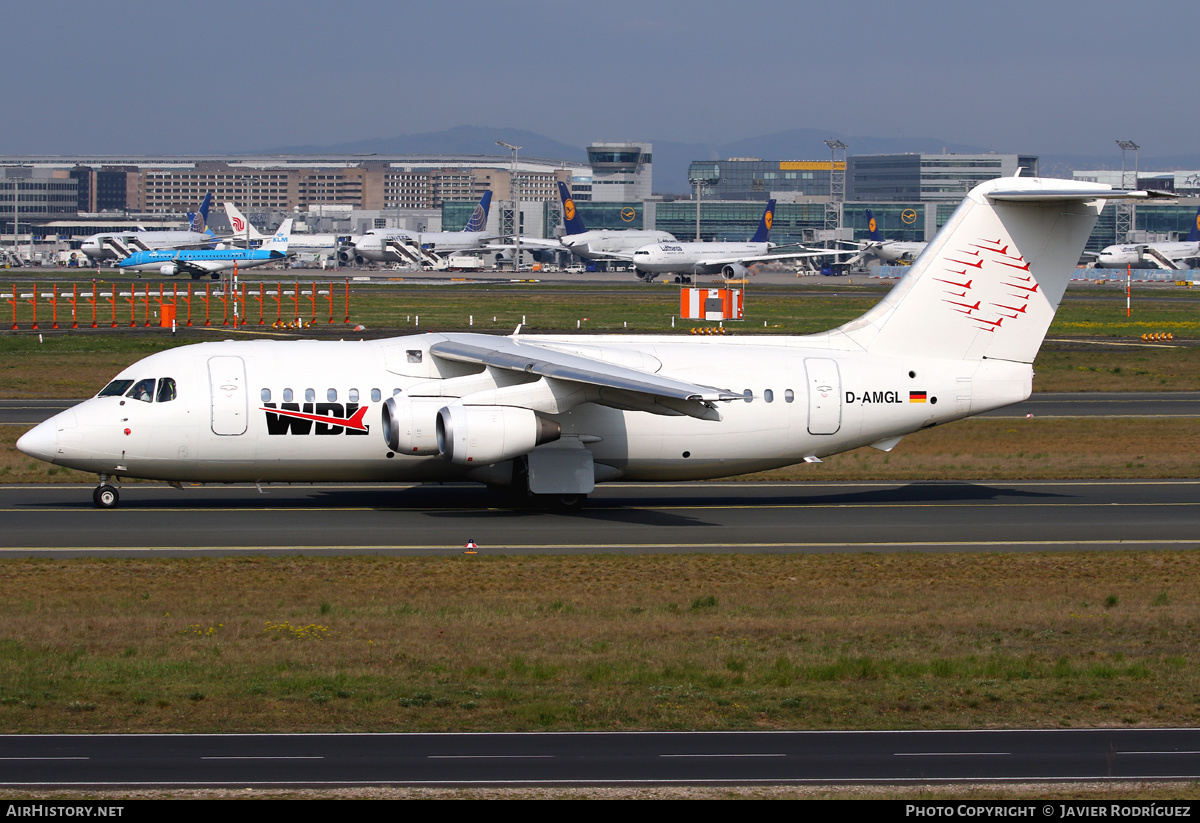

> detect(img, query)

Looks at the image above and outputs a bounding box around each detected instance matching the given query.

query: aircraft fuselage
[17,335,1028,486]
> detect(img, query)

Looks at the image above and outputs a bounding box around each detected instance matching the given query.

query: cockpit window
[97,379,134,397]
[126,378,155,403]
[156,377,177,403]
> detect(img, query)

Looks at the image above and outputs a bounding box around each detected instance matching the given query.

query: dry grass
[0,553,1198,734]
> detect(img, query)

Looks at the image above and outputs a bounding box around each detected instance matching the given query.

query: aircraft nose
[16,419,58,463]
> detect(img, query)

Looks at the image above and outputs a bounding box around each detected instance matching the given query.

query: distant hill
[258,125,585,165]
[252,125,1200,197]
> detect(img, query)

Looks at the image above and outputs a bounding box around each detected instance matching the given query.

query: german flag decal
[909,390,927,403]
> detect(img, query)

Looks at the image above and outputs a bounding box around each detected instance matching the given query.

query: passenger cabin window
[98,379,134,398]
[127,378,155,403]
[784,389,795,403]
[261,388,271,403]
[764,389,774,403]
[743,389,753,404]
[371,389,381,402]
[305,388,316,402]
[155,378,177,403]
[349,389,359,403]
[327,388,337,402]
[283,388,293,402]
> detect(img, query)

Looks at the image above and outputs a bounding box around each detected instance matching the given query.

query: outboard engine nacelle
[159,264,179,277]
[381,396,446,455]
[721,262,749,280]
[436,405,560,465]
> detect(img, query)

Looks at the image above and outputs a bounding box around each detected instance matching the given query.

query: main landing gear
[93,474,119,509]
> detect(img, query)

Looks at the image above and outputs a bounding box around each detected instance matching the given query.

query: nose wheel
[93,479,119,509]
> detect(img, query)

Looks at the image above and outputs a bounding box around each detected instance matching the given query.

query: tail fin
[265,218,292,253]
[189,193,213,233]
[224,203,266,241]
[865,209,882,242]
[749,199,776,243]
[463,192,492,233]
[1187,206,1200,243]
[558,181,588,235]
[837,178,1140,364]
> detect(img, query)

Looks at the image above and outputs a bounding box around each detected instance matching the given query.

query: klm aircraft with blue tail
[118,219,292,279]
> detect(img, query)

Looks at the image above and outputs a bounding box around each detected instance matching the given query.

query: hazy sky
[3,0,1193,158]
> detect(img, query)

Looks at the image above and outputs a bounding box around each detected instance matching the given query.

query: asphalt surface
[1,479,1196,556]
[5,728,1200,788]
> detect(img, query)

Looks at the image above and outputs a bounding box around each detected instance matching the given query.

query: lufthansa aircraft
[841,209,928,266]
[1095,206,1200,269]
[519,181,676,265]
[117,219,293,279]
[626,200,848,281]
[19,178,1144,509]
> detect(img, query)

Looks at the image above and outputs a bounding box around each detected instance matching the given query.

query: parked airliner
[343,192,492,264]
[626,200,848,281]
[1095,206,1200,269]
[80,194,216,261]
[116,219,292,279]
[224,203,351,260]
[841,209,928,266]
[18,178,1146,509]
[520,182,676,265]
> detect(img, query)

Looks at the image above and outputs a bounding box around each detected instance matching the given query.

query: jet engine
[436,405,560,465]
[721,262,749,280]
[381,396,447,455]
[159,264,179,277]
[338,247,367,265]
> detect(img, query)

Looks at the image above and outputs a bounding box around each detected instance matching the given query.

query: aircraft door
[804,358,842,435]
[208,356,247,435]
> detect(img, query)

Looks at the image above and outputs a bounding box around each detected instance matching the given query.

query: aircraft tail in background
[557,181,588,235]
[749,199,776,243]
[463,191,492,233]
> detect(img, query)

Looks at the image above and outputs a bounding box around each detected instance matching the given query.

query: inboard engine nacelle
[381,396,447,455]
[436,404,561,465]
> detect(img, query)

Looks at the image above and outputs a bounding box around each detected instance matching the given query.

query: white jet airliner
[626,200,849,281]
[18,177,1145,509]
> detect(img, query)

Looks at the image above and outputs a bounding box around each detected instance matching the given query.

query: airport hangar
[3,143,1200,265]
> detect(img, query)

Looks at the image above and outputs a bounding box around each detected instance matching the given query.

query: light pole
[496,141,521,271]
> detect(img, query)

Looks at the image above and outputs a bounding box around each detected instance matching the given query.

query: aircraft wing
[694,248,856,268]
[169,259,218,277]
[429,333,740,420]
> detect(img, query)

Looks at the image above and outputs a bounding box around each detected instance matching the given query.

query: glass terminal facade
[686,159,840,202]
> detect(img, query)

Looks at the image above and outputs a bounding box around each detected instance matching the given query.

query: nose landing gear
[93,475,119,509]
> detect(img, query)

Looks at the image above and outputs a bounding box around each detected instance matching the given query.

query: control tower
[586,142,652,202]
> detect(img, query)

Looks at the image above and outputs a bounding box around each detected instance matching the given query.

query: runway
[2,479,1197,555]
[3,728,1200,787]
[4,392,1199,427]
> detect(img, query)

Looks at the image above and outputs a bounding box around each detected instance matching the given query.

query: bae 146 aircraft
[19,177,1147,509]
[1094,206,1200,269]
[79,193,217,261]
[625,199,850,281]
[116,219,293,279]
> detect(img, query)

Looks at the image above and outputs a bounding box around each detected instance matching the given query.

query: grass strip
[0,552,1198,734]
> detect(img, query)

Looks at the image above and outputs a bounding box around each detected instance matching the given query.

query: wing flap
[429,334,737,420]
